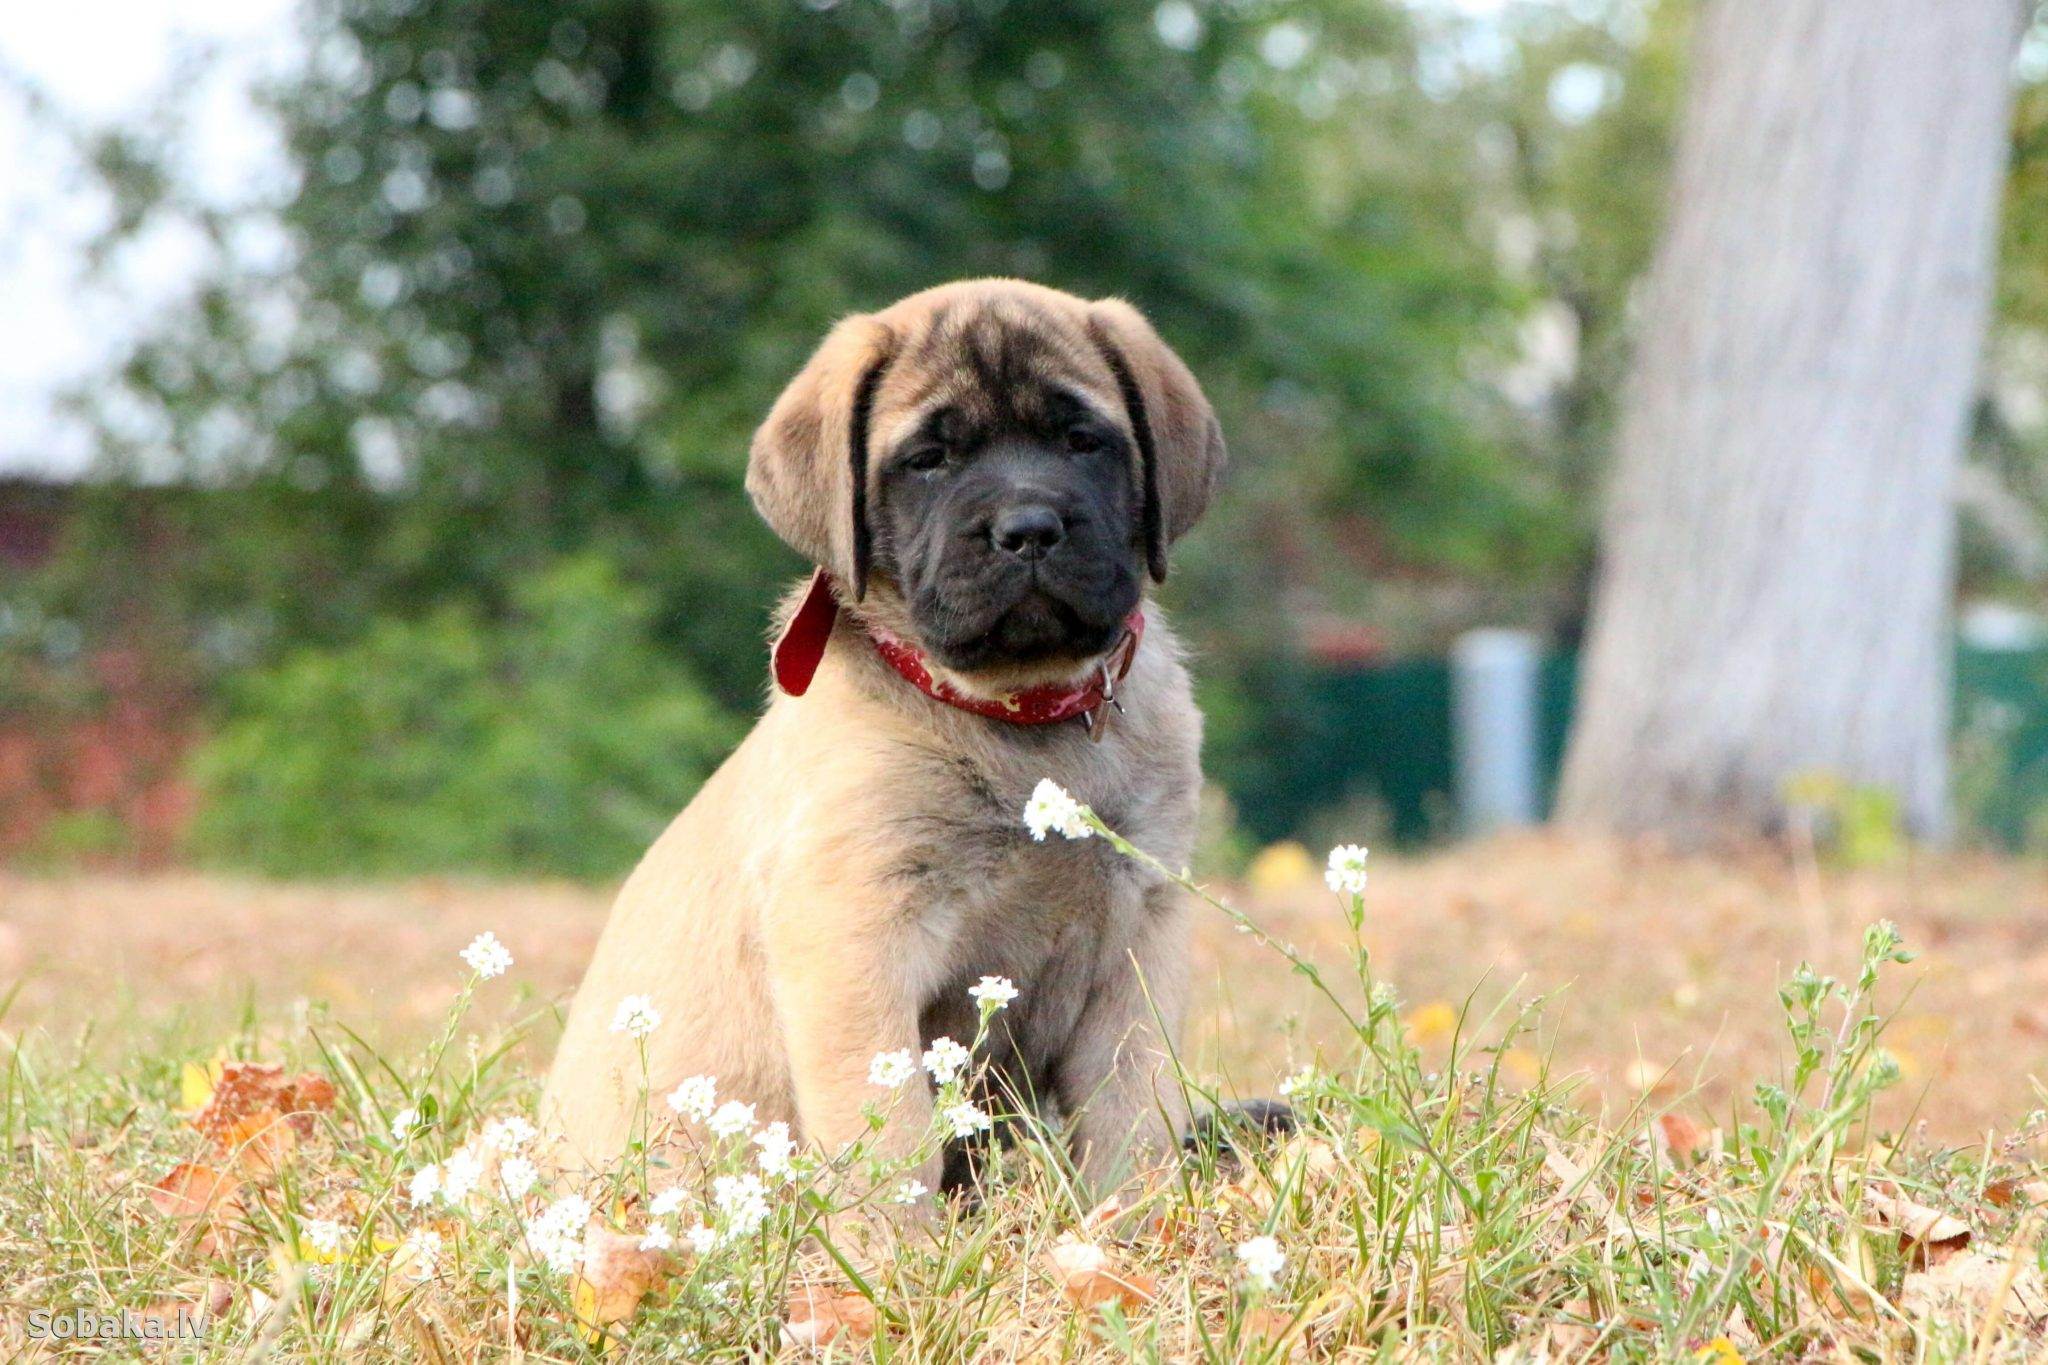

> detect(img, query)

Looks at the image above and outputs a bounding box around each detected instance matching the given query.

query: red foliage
[0,646,200,866]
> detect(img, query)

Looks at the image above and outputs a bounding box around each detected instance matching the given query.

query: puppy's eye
[902,444,948,473]
[1064,427,1105,455]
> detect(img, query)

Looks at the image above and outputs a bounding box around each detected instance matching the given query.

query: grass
[1,813,2045,1360]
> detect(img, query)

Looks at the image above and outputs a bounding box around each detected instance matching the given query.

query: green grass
[1,812,2044,1362]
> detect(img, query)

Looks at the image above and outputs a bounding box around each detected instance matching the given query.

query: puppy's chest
[891,763,1170,958]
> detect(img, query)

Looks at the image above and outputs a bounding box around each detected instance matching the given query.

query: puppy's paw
[1182,1099,1296,1165]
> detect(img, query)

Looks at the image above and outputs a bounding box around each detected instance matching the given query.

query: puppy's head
[747,279,1225,683]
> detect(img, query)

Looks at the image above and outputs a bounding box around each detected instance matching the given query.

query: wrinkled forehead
[872,297,1125,446]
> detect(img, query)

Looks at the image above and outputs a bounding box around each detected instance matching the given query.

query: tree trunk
[1557,0,2028,840]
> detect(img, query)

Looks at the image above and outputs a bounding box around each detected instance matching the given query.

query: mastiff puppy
[541,278,1226,1196]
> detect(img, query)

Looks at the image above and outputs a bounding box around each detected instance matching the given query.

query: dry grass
[0,830,2045,1360]
[5,832,2044,1134]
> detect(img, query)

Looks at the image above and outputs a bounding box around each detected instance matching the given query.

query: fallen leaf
[1080,1193,1127,1233]
[1538,1134,1634,1238]
[278,1073,337,1137]
[1899,1247,2048,1324]
[1654,1113,1709,1166]
[148,1163,244,1257]
[784,1283,878,1349]
[1984,1177,2048,1209]
[178,1057,225,1115]
[1245,841,1316,894]
[219,1108,298,1178]
[148,1163,244,1224]
[1045,1237,1157,1312]
[1406,1001,1459,1047]
[1693,1337,1746,1364]
[1863,1181,1970,1263]
[191,1062,286,1142]
[572,1226,671,1344]
[1244,1304,1298,1343]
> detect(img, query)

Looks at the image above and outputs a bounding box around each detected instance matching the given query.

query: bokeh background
[2,0,2047,879]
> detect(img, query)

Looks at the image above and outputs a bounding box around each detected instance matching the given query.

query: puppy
[540,279,1226,1197]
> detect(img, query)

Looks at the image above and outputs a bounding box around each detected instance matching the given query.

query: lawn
[0,827,2044,1359]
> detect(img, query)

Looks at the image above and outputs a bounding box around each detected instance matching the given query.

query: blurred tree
[1559,0,2028,839]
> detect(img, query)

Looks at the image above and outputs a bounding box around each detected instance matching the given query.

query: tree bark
[1557,0,2029,840]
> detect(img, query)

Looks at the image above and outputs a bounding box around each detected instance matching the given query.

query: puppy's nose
[991,504,1066,560]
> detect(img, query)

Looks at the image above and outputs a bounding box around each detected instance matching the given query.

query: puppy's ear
[1086,299,1226,583]
[746,316,896,599]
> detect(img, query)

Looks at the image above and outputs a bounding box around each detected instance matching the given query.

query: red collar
[771,569,1144,735]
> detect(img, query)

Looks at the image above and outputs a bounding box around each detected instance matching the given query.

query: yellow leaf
[1405,1001,1458,1046]
[179,1056,225,1114]
[1694,1337,1745,1364]
[1245,841,1316,894]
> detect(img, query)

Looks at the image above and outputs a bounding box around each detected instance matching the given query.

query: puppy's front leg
[1058,892,1194,1191]
[762,893,942,1205]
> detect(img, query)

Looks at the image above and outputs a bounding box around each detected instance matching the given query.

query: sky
[0,0,1515,479]
[0,0,298,476]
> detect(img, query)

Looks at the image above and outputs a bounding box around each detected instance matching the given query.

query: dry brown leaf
[136,1281,232,1339]
[571,1227,672,1344]
[148,1163,244,1231]
[1899,1247,2048,1324]
[1653,1112,1709,1166]
[1045,1237,1158,1312]
[219,1108,298,1177]
[278,1072,337,1137]
[1863,1181,1970,1262]
[190,1062,336,1145]
[147,1163,245,1258]
[1984,1177,2048,1209]
[1080,1193,1127,1232]
[1538,1134,1634,1238]
[784,1283,879,1349]
[190,1062,286,1141]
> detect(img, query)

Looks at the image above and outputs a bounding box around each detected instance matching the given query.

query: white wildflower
[609,994,662,1038]
[304,1218,348,1256]
[942,1100,992,1138]
[713,1173,772,1236]
[922,1037,971,1083]
[401,1227,444,1281]
[526,1193,593,1275]
[968,975,1019,1011]
[685,1222,719,1255]
[1236,1234,1286,1290]
[894,1179,929,1204]
[1324,843,1369,897]
[482,1115,538,1152]
[439,1146,484,1205]
[498,1155,539,1199]
[460,930,513,979]
[868,1049,917,1088]
[753,1121,798,1180]
[707,1100,756,1139]
[649,1186,689,1218]
[1023,778,1093,841]
[639,1223,675,1253]
[666,1074,717,1122]
[408,1163,443,1206]
[390,1106,422,1141]
[1277,1066,1319,1098]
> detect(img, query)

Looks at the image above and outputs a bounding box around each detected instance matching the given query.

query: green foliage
[67,0,1553,682]
[188,556,737,878]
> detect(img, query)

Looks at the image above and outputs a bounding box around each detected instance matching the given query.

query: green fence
[1232,644,2048,849]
